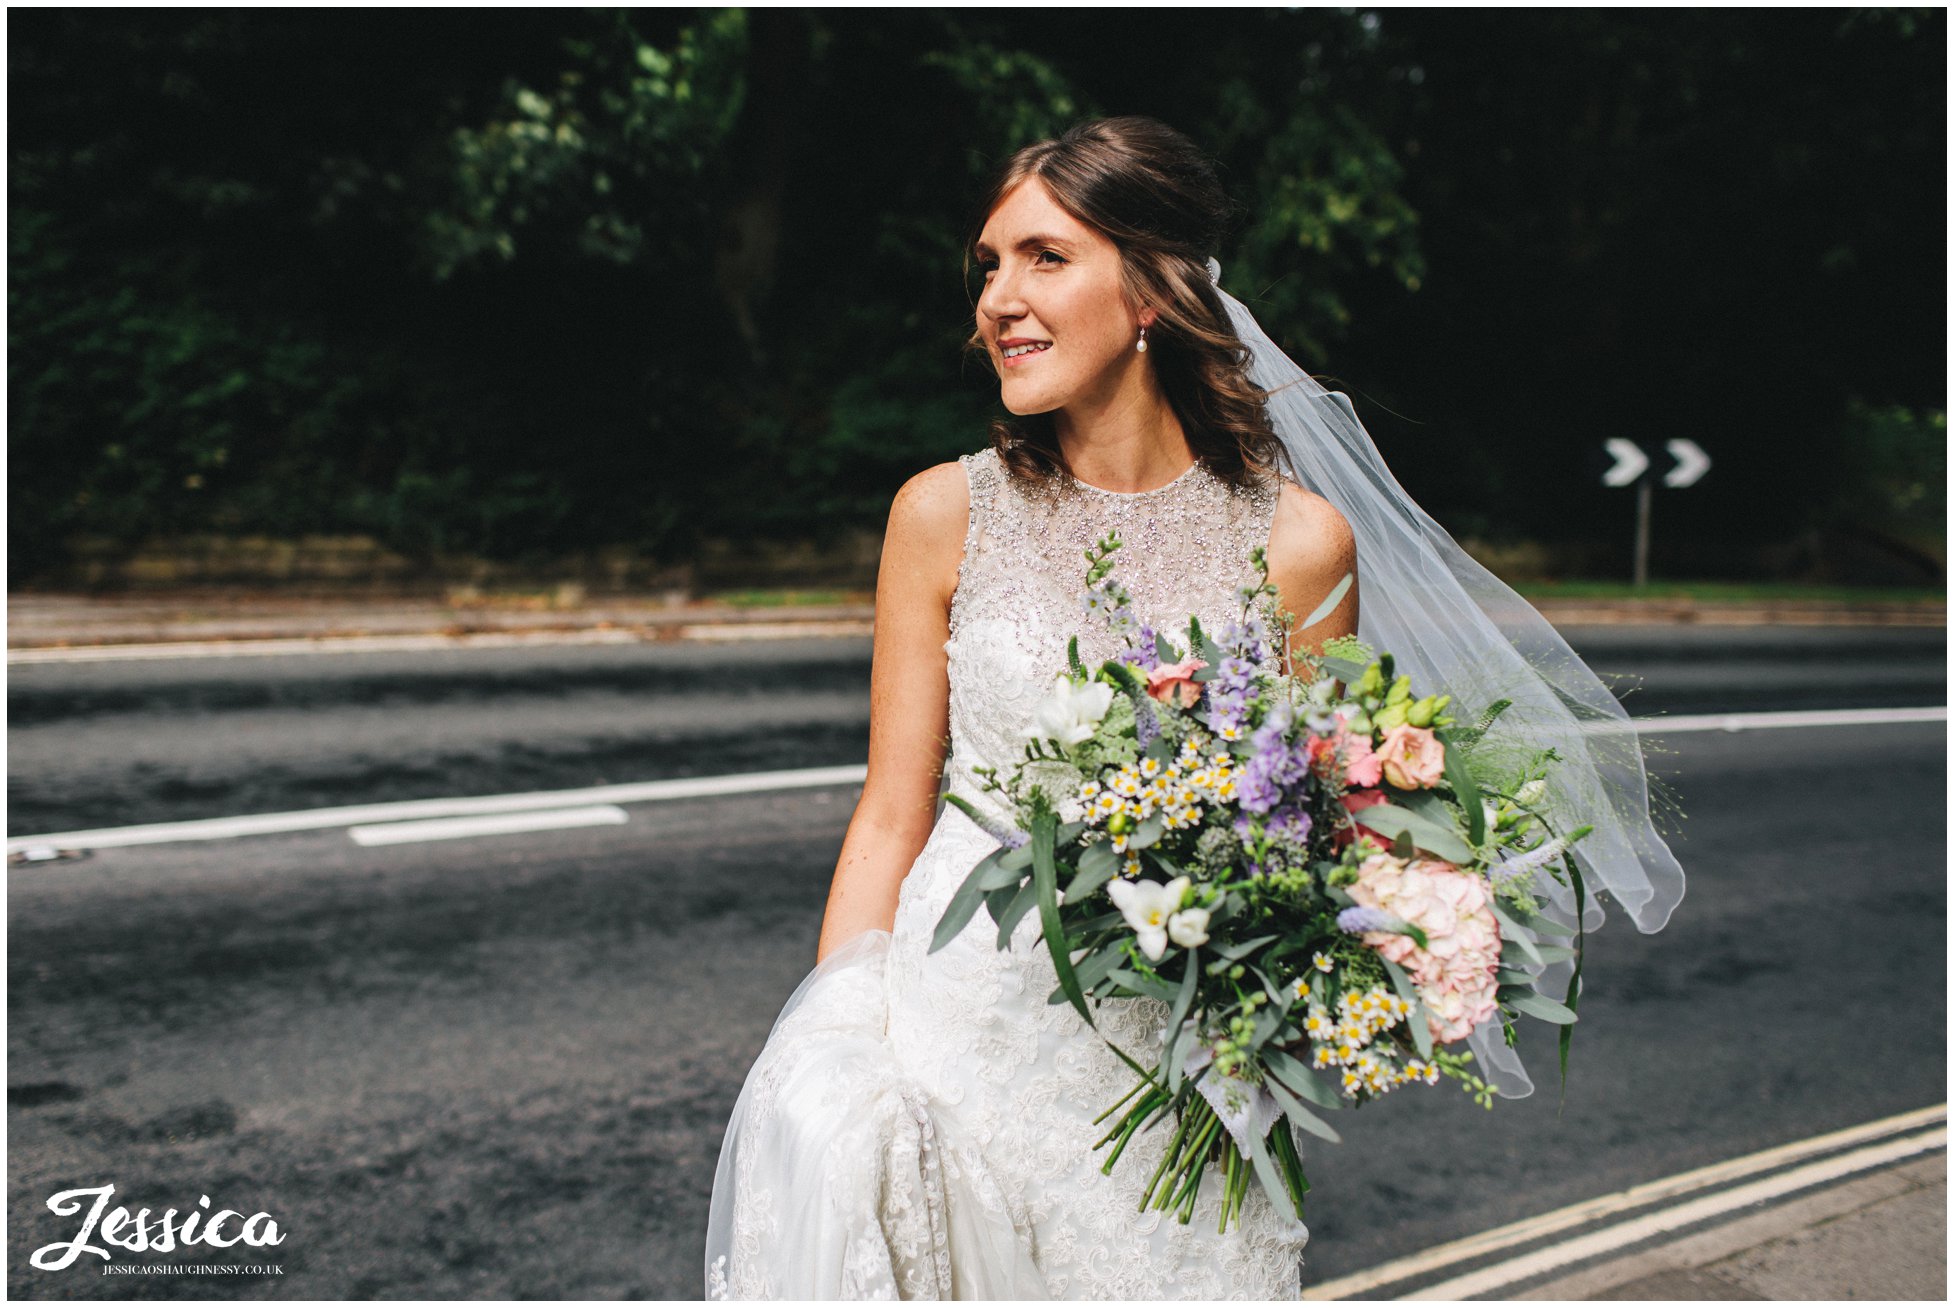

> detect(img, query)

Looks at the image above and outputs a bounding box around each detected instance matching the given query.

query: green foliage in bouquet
[931,531,1599,1231]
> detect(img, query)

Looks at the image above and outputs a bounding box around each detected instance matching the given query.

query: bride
[706,115,1343,1299]
[705,115,1684,1300]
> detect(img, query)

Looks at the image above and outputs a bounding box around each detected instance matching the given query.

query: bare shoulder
[1264,477,1359,646]
[883,460,971,607]
[891,459,968,521]
[1267,479,1355,572]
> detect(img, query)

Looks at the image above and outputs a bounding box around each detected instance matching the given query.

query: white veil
[1203,257,1686,1099]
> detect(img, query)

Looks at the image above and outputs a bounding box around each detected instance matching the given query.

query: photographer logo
[31,1184,285,1274]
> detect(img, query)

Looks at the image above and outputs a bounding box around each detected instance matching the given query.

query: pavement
[4,590,879,654]
[1540,1150,1945,1301]
[5,588,1944,654]
[1302,1106,1946,1301]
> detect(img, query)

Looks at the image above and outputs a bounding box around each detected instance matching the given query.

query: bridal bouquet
[930,531,1594,1233]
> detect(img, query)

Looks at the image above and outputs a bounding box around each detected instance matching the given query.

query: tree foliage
[8,8,1942,585]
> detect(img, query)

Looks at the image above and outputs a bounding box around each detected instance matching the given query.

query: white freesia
[1166,904,1211,949]
[1106,875,1189,962]
[1026,674,1115,747]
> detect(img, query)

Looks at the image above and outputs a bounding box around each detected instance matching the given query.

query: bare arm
[1264,482,1360,673]
[815,461,968,966]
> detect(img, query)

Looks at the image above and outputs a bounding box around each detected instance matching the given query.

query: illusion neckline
[1066,459,1203,498]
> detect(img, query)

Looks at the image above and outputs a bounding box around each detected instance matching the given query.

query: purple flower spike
[1337,906,1398,934]
[1265,805,1313,846]
[1237,765,1282,814]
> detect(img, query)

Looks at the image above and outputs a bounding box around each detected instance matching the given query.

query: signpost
[1602,439,1712,586]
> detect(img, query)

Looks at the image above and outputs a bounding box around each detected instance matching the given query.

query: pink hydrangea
[1348,851,1502,1044]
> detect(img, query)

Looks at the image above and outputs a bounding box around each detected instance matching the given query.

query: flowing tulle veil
[1205,256,1686,1099]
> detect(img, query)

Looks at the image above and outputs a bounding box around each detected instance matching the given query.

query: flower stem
[1164,1110,1222,1215]
[1219,1141,1240,1233]
[1096,1086,1167,1150]
[1140,1102,1196,1212]
[1093,1067,1161,1127]
[1099,1102,1149,1175]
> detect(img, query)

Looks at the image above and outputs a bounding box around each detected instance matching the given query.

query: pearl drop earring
[1136,324,1149,353]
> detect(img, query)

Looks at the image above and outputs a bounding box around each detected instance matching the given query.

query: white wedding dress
[705,447,1310,1299]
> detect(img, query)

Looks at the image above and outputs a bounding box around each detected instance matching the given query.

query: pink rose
[1145,657,1207,709]
[1374,725,1446,790]
[1338,727,1383,788]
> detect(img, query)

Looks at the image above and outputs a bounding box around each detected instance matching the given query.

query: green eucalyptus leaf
[1212,934,1280,961]
[1299,572,1354,630]
[1265,1049,1343,1111]
[1378,955,1433,1058]
[930,855,995,953]
[1489,900,1545,967]
[1106,967,1178,1003]
[1033,813,1093,1025]
[1265,1077,1341,1152]
[975,852,1022,892]
[994,880,1041,948]
[1067,847,1117,902]
[1316,655,1368,684]
[1355,802,1475,864]
[1048,945,1124,1004]
[1076,838,1117,880]
[1503,987,1579,1025]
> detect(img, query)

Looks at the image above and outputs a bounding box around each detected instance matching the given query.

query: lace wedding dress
[705,447,1310,1299]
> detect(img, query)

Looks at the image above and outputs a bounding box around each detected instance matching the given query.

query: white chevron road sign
[1602,438,1649,487]
[1664,438,1713,487]
[1602,439,1712,489]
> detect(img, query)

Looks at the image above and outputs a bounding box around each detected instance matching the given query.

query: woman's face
[974,177,1150,417]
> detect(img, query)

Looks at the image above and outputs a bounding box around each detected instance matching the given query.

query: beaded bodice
[942,446,1286,829]
[707,445,1308,1302]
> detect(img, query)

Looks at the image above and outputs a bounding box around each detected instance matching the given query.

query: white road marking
[348,805,628,846]
[5,764,869,855]
[1304,1102,1947,1300]
[1632,705,1945,733]
[7,630,654,663]
[5,705,1942,856]
[1407,1127,1946,1300]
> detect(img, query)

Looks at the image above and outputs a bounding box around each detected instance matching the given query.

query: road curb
[1303,1105,1947,1301]
[6,594,1942,658]
[1531,597,1944,628]
[1514,1147,1946,1301]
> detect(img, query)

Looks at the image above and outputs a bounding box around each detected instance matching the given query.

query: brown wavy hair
[960,116,1283,491]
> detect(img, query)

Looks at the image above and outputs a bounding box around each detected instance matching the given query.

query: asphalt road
[6,625,1944,837]
[6,625,1946,1298]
